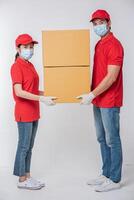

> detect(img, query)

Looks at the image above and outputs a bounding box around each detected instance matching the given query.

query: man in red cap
[77,10,124,192]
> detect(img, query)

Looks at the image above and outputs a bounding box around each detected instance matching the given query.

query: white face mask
[20,48,34,60]
[93,24,109,37]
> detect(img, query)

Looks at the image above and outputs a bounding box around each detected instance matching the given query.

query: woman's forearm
[16,89,40,101]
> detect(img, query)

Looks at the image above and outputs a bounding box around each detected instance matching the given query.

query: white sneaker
[17,179,42,190]
[95,179,121,192]
[28,177,45,188]
[87,175,108,186]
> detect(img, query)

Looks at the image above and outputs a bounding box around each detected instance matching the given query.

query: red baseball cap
[90,9,110,22]
[15,34,38,47]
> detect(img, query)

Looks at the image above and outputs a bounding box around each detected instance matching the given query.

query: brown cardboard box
[42,30,90,67]
[42,29,90,103]
[44,66,90,103]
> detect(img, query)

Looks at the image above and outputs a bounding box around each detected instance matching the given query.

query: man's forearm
[92,75,116,97]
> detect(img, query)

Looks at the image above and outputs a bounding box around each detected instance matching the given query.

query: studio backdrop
[0,0,133,177]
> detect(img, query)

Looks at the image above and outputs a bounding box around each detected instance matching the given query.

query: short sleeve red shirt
[11,57,40,122]
[92,33,124,108]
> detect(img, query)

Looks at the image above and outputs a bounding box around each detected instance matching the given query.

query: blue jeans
[13,121,38,177]
[93,106,123,183]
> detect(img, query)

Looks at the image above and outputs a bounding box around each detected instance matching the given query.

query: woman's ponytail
[15,52,19,61]
[15,44,21,61]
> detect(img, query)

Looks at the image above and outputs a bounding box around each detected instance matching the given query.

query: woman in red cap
[11,33,56,190]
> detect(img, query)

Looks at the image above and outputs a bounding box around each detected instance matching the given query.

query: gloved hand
[39,96,57,106]
[76,92,95,105]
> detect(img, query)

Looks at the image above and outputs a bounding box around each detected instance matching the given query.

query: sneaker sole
[40,184,45,188]
[87,182,105,186]
[17,186,42,190]
[95,186,121,192]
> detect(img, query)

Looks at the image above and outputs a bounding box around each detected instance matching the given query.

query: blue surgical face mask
[20,48,34,60]
[93,24,109,37]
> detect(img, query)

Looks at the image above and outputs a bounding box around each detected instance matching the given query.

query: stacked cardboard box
[42,29,90,103]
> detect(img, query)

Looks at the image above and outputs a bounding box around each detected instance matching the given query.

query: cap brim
[22,40,38,45]
[90,17,99,22]
[90,17,110,22]
[16,37,38,47]
[32,40,38,44]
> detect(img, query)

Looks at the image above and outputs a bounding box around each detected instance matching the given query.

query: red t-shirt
[11,57,40,122]
[92,32,124,108]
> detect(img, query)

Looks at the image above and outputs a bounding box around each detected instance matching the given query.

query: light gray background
[0,0,134,199]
